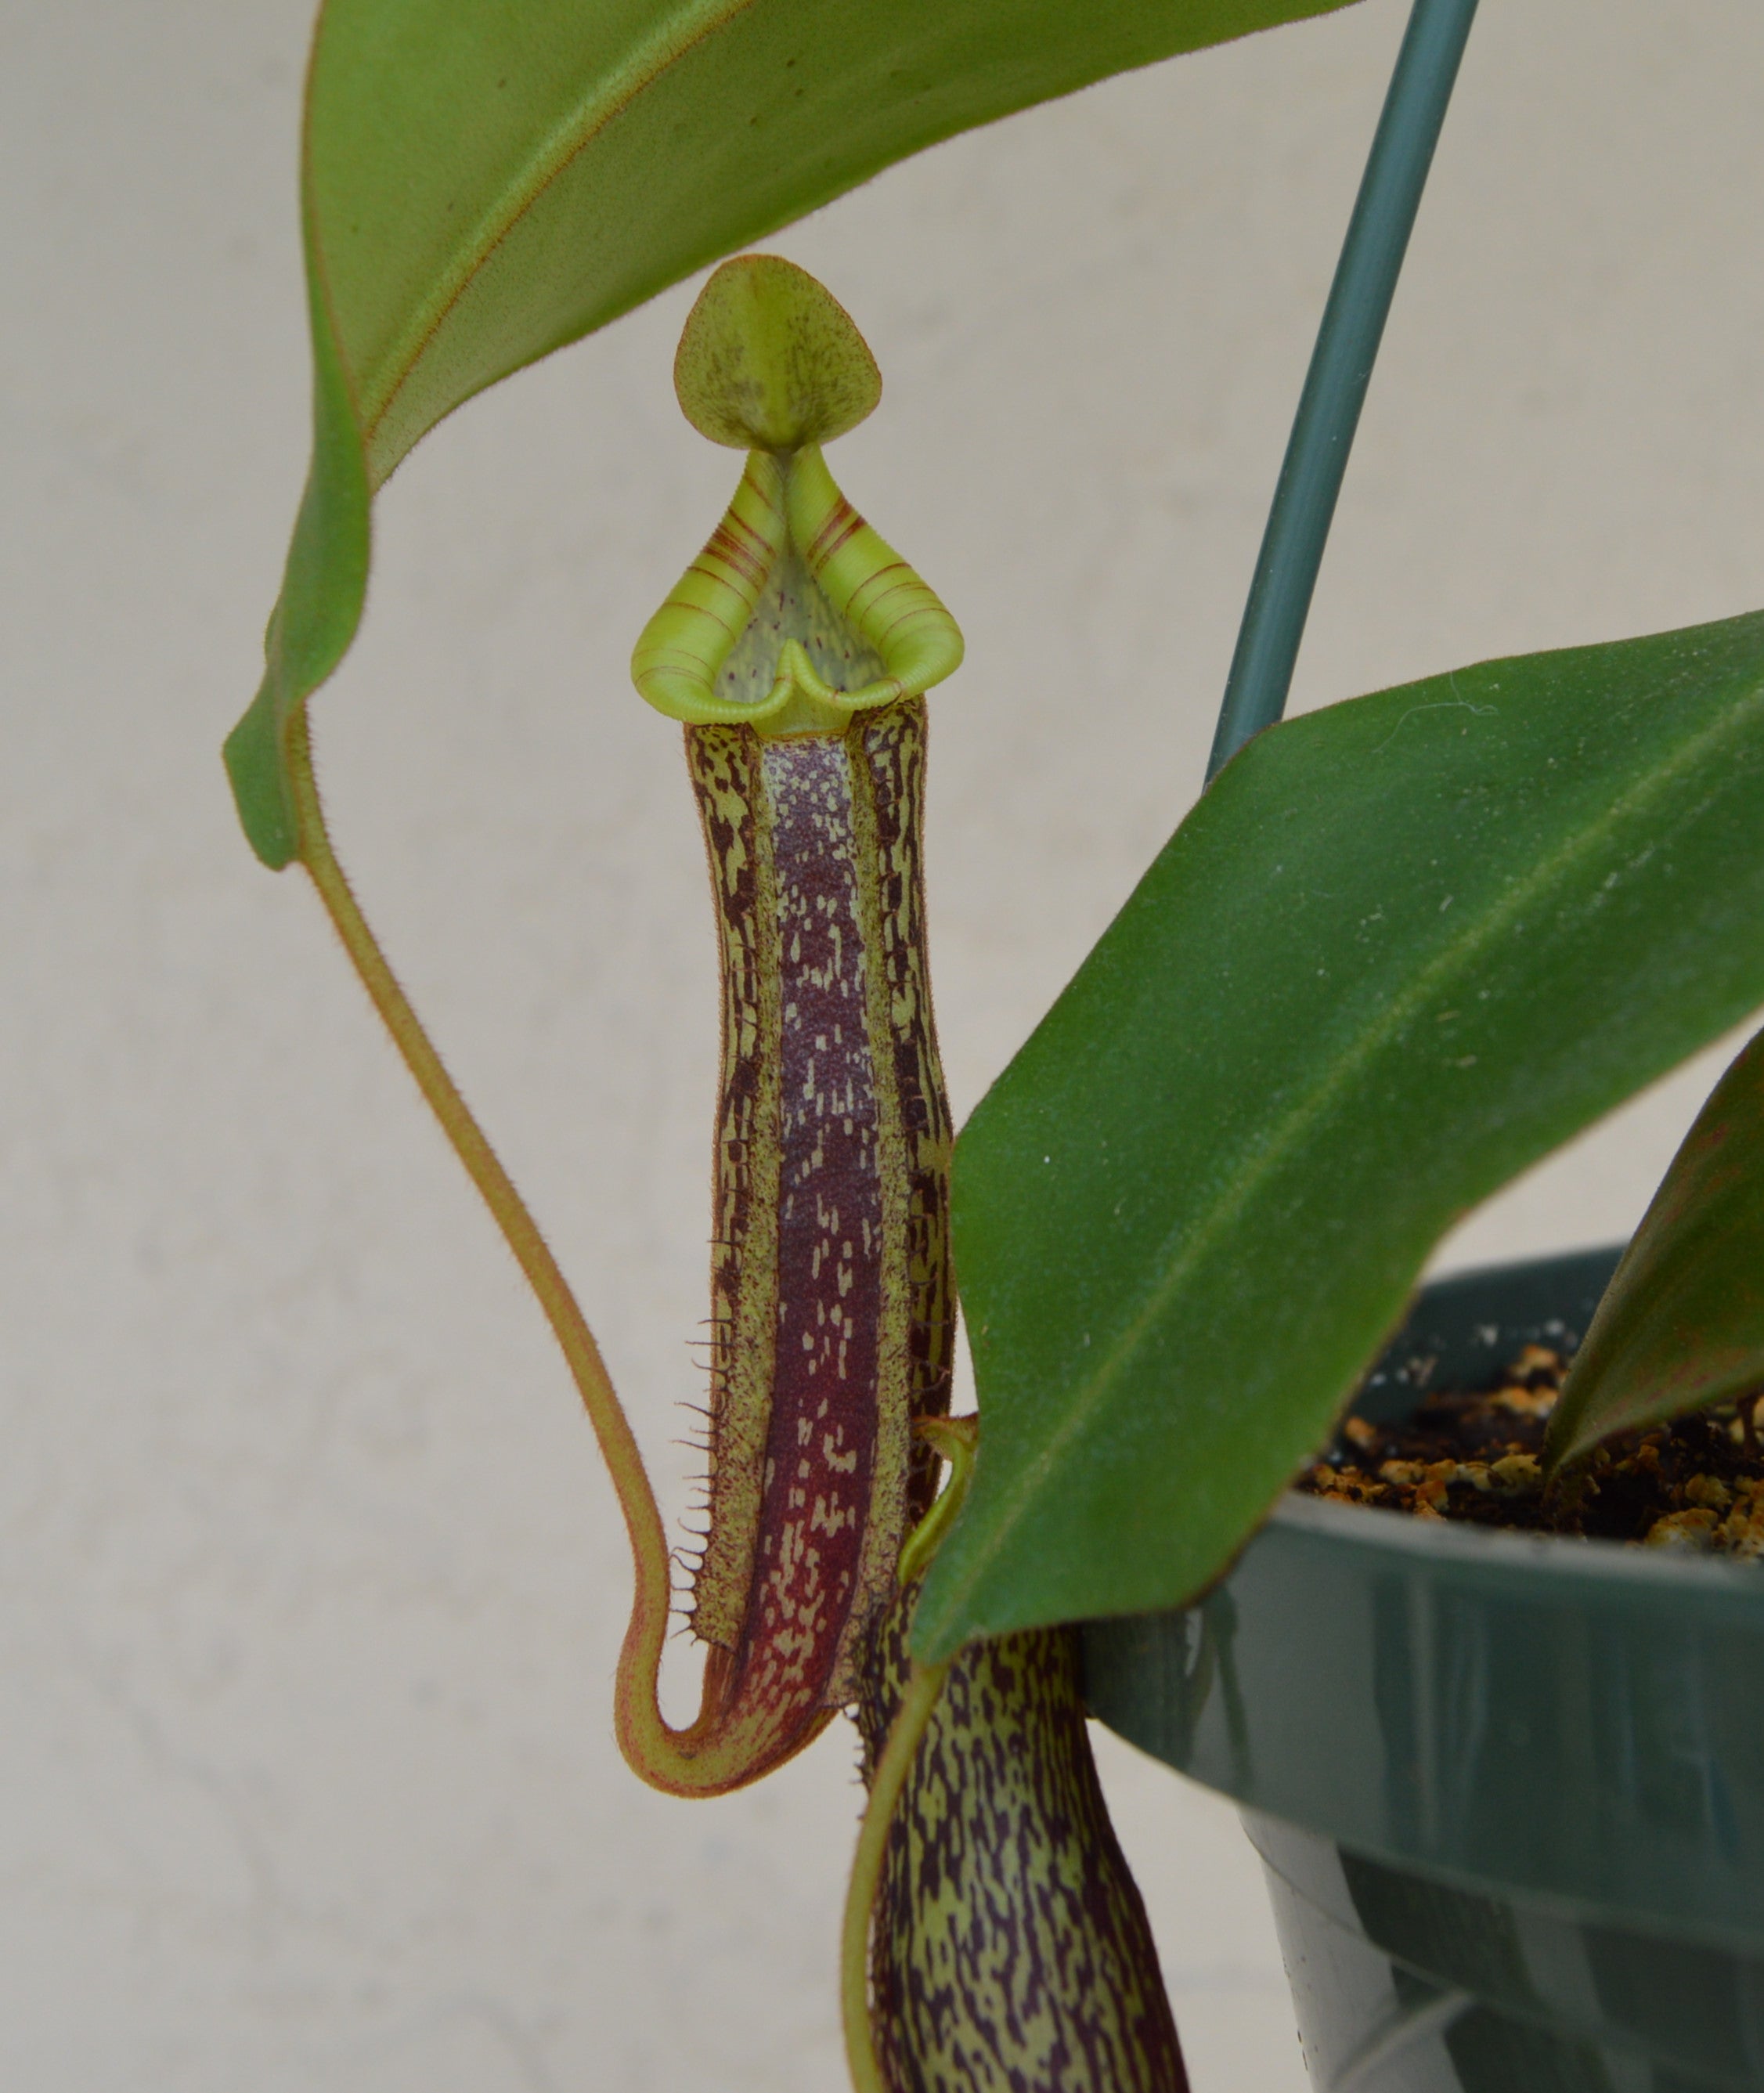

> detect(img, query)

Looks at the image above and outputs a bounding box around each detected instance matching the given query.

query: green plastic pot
[1084,1248,1764,2092]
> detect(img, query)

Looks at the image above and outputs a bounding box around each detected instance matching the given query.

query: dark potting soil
[1297,1344,1764,1557]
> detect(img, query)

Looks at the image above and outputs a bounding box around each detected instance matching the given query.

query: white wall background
[5,1,1764,2087]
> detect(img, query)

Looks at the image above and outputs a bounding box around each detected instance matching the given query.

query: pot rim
[1084,1247,1764,1954]
[1268,1486,1764,1615]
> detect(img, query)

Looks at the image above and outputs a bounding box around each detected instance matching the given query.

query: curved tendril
[896,1417,979,1589]
[285,708,803,1797]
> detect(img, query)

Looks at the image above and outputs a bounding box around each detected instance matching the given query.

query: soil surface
[1297,1344,1764,1557]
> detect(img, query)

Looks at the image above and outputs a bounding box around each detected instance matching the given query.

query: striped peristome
[633,443,961,738]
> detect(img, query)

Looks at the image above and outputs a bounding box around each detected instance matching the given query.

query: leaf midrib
[935,677,1763,1633]
[346,0,759,454]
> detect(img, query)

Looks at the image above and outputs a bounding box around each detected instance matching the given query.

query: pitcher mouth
[632,254,960,739]
[631,442,962,737]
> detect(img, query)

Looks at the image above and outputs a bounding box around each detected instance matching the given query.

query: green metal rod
[1207,0,1479,781]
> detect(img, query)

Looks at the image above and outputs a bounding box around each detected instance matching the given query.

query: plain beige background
[6,1,1764,2087]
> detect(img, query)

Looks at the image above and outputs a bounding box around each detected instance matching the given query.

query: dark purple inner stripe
[737,738,883,1714]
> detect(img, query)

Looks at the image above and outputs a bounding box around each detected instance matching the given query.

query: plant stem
[1207,0,1480,780]
[285,708,676,1720]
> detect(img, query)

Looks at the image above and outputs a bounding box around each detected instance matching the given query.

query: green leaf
[225,0,1363,867]
[1544,1023,1764,1471]
[915,611,1764,1659]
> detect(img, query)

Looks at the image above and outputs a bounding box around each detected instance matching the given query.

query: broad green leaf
[225,0,1362,868]
[1545,1023,1764,1471]
[914,611,1764,1659]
